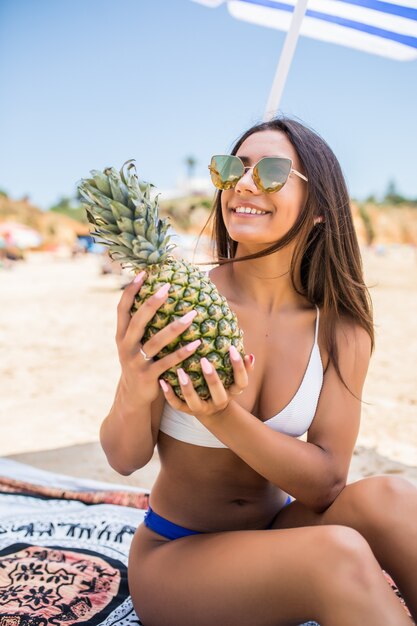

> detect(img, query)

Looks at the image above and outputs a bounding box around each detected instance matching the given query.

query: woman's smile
[231,205,271,217]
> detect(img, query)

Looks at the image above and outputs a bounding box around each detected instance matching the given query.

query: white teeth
[234,206,267,215]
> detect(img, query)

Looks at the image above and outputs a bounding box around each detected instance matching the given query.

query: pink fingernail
[186,339,201,352]
[177,368,188,385]
[159,379,169,392]
[154,283,171,298]
[229,345,240,361]
[133,270,146,283]
[201,357,213,375]
[180,310,197,324]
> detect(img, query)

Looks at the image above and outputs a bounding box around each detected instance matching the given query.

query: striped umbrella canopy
[192,0,417,118]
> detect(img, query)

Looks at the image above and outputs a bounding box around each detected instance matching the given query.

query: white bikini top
[159,307,323,448]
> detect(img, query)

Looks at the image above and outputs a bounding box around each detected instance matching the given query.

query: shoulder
[208,264,236,302]
[318,309,371,363]
[208,264,227,284]
[335,317,372,360]
[325,316,372,395]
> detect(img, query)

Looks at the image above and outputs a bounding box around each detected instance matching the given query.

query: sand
[1,243,416,489]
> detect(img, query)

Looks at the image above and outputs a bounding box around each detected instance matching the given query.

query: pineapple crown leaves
[77,159,175,269]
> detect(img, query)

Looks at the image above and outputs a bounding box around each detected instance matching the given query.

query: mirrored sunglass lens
[210,156,243,189]
[256,158,292,192]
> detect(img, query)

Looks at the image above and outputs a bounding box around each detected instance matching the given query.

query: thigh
[128,522,365,626]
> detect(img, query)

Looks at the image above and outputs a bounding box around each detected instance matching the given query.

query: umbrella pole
[263,0,309,121]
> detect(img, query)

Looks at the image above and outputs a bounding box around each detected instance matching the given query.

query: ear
[313,216,324,225]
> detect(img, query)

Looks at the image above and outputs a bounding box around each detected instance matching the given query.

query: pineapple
[78,160,245,400]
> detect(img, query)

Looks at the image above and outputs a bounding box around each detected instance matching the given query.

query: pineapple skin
[133,257,245,400]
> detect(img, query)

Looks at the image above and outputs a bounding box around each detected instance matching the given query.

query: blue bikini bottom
[144,496,292,541]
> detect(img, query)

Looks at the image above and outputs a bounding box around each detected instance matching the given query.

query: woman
[100,117,417,625]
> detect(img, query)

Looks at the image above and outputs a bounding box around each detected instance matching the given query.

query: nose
[234,167,261,195]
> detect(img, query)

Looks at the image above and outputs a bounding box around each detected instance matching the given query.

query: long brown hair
[204,116,374,384]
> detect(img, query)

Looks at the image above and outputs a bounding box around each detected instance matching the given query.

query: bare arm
[162,321,371,512]
[100,274,202,476]
[100,378,165,475]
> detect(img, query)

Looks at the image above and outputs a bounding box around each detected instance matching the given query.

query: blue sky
[1,0,416,210]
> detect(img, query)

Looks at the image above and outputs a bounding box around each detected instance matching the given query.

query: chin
[228,230,283,246]
[231,237,278,252]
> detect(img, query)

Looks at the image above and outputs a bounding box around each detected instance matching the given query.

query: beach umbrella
[0,221,43,249]
[191,0,417,119]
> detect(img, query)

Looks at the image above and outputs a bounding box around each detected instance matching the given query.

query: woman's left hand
[159,346,255,419]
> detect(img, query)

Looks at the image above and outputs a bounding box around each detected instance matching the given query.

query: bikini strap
[314,306,320,345]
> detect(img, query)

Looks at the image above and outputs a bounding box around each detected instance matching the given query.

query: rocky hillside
[351,202,417,245]
[0,196,90,247]
[1,194,416,248]
[161,196,417,246]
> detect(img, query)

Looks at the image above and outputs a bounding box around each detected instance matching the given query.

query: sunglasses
[208,154,308,193]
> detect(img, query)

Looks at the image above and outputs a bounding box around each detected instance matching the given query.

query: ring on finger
[139,346,153,361]
[230,389,243,396]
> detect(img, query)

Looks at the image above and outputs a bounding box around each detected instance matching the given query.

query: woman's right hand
[116,271,201,406]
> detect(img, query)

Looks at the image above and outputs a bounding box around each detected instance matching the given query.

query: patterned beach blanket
[0,459,149,626]
[0,459,409,626]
